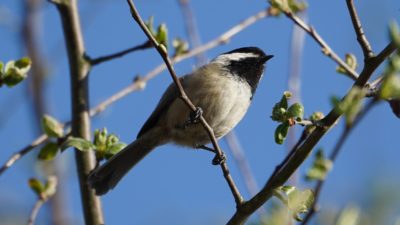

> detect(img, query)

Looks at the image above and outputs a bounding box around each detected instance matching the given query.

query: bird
[88,46,273,195]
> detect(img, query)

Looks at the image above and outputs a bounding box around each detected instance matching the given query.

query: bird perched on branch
[89,47,273,195]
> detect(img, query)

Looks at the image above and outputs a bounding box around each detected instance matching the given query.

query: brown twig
[300,99,377,225]
[27,198,45,225]
[284,11,359,81]
[0,134,48,176]
[346,0,374,59]
[127,0,245,206]
[89,40,152,65]
[50,0,104,224]
[0,8,267,180]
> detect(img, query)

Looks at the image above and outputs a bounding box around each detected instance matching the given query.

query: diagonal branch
[126,0,245,206]
[346,0,374,59]
[27,198,45,225]
[284,11,359,81]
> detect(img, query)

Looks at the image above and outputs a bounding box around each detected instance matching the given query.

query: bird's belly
[167,75,252,147]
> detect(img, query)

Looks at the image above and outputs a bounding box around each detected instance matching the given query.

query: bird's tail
[88,131,165,195]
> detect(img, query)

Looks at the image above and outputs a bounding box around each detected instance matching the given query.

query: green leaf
[337,53,357,75]
[156,23,168,49]
[106,134,119,148]
[309,111,324,122]
[172,38,189,57]
[41,114,64,138]
[29,178,44,196]
[3,57,31,87]
[271,92,291,122]
[305,149,333,181]
[379,73,400,100]
[335,87,366,126]
[105,143,127,160]
[275,186,315,222]
[274,122,290,144]
[38,142,59,161]
[268,0,307,14]
[61,137,95,152]
[93,128,108,152]
[287,103,304,121]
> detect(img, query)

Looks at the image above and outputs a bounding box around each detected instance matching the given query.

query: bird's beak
[263,55,274,62]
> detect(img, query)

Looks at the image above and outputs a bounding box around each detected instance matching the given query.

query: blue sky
[0,0,399,224]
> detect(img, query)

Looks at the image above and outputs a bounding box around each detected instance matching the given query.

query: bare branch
[346,0,374,59]
[284,11,359,81]
[89,41,151,66]
[0,134,48,176]
[27,199,45,225]
[126,0,246,206]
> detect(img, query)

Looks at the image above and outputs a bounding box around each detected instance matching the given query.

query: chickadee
[89,47,273,195]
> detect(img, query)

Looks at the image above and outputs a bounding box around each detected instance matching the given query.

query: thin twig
[27,198,45,225]
[284,11,359,81]
[127,0,245,206]
[300,99,378,225]
[89,41,151,65]
[0,134,48,176]
[346,0,374,59]
[0,8,268,179]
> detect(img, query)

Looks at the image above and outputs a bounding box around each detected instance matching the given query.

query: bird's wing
[136,77,184,138]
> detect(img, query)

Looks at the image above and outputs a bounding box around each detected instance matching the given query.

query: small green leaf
[93,128,108,152]
[268,0,307,14]
[274,122,290,144]
[379,73,400,100]
[106,134,119,148]
[172,38,189,57]
[156,23,168,49]
[38,142,59,161]
[334,87,366,126]
[336,53,357,75]
[309,111,324,122]
[29,178,44,196]
[306,149,333,181]
[3,57,31,87]
[105,143,127,160]
[61,137,95,152]
[271,92,292,122]
[287,103,304,121]
[275,186,315,222]
[41,114,64,138]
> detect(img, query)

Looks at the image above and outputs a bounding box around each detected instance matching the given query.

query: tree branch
[346,0,374,59]
[284,11,359,81]
[126,0,245,206]
[51,0,104,224]
[89,40,152,66]
[27,198,45,225]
